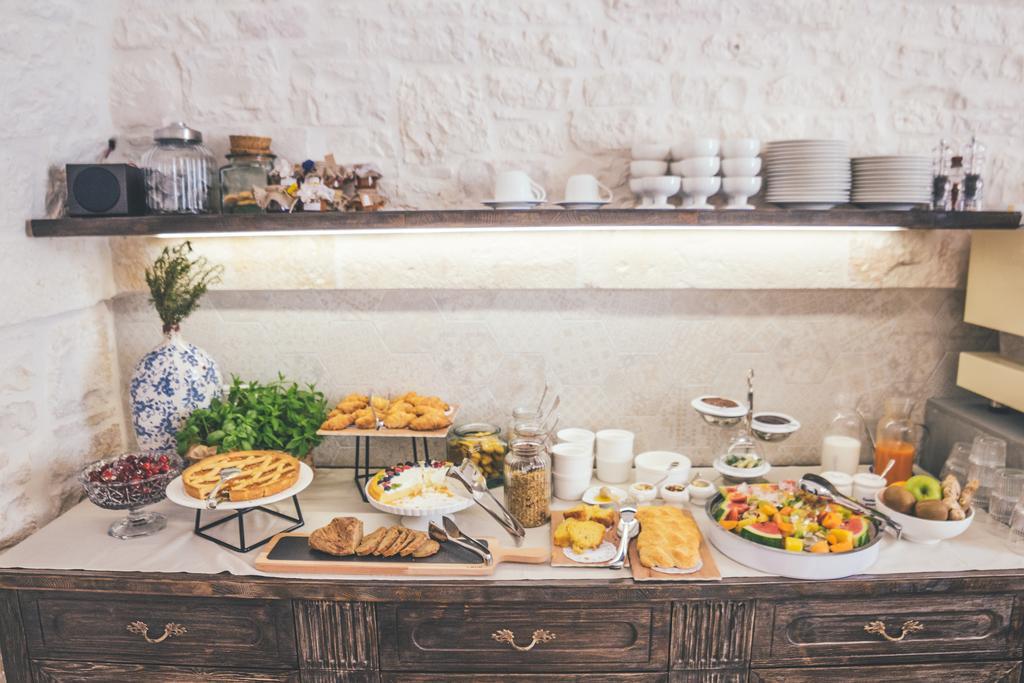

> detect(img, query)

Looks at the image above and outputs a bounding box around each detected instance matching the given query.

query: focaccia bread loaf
[635,506,702,570]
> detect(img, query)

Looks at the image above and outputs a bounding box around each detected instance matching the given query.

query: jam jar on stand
[141,122,216,214]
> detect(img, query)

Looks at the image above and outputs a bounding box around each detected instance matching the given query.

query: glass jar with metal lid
[141,122,216,214]
[503,437,551,528]
[446,422,507,488]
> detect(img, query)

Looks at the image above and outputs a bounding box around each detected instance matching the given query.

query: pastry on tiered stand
[183,450,300,503]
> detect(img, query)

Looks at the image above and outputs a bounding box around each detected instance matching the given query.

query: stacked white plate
[851,156,931,210]
[764,140,850,209]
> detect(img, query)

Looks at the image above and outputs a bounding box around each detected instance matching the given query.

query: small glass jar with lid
[503,437,551,528]
[446,423,507,488]
[508,405,542,444]
[220,152,275,214]
[141,122,216,214]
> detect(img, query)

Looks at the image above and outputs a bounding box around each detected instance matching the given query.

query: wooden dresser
[1,567,1022,682]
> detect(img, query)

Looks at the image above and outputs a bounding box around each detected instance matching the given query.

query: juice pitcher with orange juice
[873,397,927,484]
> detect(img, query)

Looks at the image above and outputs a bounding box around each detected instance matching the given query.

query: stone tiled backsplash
[113,288,996,468]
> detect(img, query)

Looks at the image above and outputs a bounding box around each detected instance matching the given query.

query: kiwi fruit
[882,485,917,514]
[915,499,950,521]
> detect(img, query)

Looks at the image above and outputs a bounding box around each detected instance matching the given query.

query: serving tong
[429,515,493,565]
[608,506,640,570]
[800,473,902,539]
[447,460,526,546]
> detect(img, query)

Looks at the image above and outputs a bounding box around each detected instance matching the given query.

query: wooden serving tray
[254,529,545,576]
[628,508,722,582]
[317,405,459,439]
[549,510,629,568]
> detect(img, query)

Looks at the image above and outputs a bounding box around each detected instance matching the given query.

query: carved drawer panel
[378,603,670,672]
[382,675,668,682]
[752,594,1022,665]
[20,592,297,669]
[671,600,754,670]
[750,660,1021,683]
[32,660,301,682]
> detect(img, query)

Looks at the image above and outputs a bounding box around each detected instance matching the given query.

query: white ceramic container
[629,160,669,177]
[553,470,592,500]
[634,451,692,485]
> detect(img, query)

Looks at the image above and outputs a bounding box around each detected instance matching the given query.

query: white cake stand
[364,479,474,530]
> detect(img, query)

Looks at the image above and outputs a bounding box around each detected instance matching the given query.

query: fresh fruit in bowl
[904,474,942,501]
[80,452,182,539]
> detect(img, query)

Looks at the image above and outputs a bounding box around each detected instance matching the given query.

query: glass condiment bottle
[503,437,551,528]
[820,394,864,475]
[931,138,952,210]
[220,152,275,214]
[446,422,507,488]
[141,122,216,214]
[873,397,917,484]
[508,406,542,444]
[948,155,966,211]
[962,137,986,211]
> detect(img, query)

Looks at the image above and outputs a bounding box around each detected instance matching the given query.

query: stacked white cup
[629,143,679,209]
[720,139,763,210]
[671,138,721,210]
[595,429,635,484]
[551,428,596,500]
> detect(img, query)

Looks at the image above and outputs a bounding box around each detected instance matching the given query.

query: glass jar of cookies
[447,423,507,488]
[504,437,551,528]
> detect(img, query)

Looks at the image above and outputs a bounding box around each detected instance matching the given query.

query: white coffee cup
[564,174,613,203]
[596,429,635,461]
[495,170,546,202]
[557,428,596,452]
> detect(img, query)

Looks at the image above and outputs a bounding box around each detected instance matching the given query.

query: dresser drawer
[378,603,670,672]
[750,660,1021,683]
[752,593,1022,665]
[32,661,301,682]
[20,592,297,669]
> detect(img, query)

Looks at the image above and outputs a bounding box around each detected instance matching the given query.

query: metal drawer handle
[864,619,924,642]
[126,620,188,644]
[491,628,557,651]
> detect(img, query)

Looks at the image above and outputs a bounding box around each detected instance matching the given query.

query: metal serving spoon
[608,506,640,570]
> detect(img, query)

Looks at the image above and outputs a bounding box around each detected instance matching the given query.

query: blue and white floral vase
[129,326,222,452]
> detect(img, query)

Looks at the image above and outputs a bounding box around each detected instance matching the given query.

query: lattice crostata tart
[183,450,300,502]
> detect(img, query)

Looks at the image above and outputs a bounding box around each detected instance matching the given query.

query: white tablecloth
[1,467,1022,581]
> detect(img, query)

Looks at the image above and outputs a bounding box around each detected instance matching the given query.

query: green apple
[904,474,942,502]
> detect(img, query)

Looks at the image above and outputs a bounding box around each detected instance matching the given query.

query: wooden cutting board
[549,510,629,568]
[254,530,546,576]
[628,508,722,581]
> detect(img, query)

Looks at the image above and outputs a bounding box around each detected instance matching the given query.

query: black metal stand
[354,435,432,502]
[192,495,304,553]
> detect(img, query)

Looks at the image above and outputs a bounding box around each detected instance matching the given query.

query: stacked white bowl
[551,428,596,500]
[671,138,721,210]
[629,143,678,209]
[720,139,762,210]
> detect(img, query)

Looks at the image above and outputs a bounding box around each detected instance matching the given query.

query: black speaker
[66,163,147,217]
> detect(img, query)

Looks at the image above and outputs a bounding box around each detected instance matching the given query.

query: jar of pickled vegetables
[447,423,508,488]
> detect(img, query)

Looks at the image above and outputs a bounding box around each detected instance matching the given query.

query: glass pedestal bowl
[80,452,182,539]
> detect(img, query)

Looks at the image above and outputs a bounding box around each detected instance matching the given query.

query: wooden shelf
[27,208,1021,237]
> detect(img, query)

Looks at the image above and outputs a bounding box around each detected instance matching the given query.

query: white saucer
[165,462,314,510]
[556,200,609,210]
[582,485,628,506]
[482,200,545,210]
[562,541,618,564]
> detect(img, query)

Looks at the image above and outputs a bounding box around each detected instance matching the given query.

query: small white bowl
[686,478,716,503]
[820,470,853,497]
[629,481,658,503]
[671,138,720,160]
[673,156,720,178]
[713,456,770,483]
[634,451,691,485]
[722,138,760,157]
[875,490,974,544]
[552,470,592,501]
[721,157,762,176]
[640,175,682,195]
[681,176,721,209]
[551,443,593,477]
[582,485,628,506]
[631,143,671,161]
[630,160,668,177]
[722,176,762,210]
[660,482,690,505]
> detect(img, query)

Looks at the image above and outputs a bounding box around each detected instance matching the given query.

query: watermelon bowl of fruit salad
[702,480,884,580]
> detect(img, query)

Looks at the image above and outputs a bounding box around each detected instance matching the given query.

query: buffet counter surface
[1,466,1021,582]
